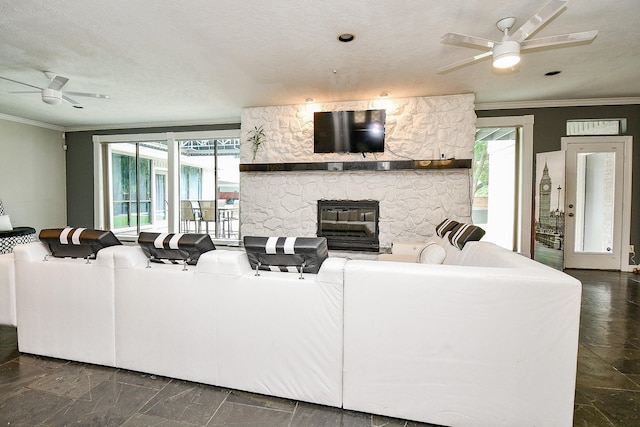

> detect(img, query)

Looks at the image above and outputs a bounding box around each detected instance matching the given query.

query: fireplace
[317,200,379,252]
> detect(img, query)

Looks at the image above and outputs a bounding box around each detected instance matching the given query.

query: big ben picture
[534,151,565,270]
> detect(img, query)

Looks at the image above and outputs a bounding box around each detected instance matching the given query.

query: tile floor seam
[224,398,297,414]
[286,401,299,427]
[131,375,177,418]
[204,389,231,426]
[589,403,616,426]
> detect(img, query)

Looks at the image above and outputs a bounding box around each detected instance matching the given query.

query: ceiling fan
[437,0,598,73]
[0,71,110,108]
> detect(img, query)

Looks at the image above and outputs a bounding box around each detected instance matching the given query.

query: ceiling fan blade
[48,75,69,91]
[521,30,599,50]
[62,94,82,106]
[441,32,495,50]
[8,90,41,94]
[65,91,110,100]
[0,76,42,90]
[437,51,493,74]
[511,0,568,42]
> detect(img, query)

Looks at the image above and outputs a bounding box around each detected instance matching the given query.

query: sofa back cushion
[244,236,328,274]
[459,241,553,270]
[138,232,215,265]
[39,228,121,259]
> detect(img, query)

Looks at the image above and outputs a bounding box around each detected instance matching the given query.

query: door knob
[568,204,574,209]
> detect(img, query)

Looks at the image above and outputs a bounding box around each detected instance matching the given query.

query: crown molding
[65,116,241,133]
[475,97,640,111]
[0,113,64,131]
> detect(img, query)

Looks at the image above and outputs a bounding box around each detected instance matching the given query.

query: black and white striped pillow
[435,218,460,238]
[244,236,328,274]
[138,232,215,265]
[448,223,486,250]
[39,227,122,259]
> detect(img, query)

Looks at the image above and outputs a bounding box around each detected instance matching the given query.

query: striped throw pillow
[448,223,486,249]
[435,218,460,238]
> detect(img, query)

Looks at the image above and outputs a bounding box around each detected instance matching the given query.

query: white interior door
[563,139,625,270]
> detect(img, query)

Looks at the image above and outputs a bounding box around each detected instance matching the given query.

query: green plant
[247,125,266,161]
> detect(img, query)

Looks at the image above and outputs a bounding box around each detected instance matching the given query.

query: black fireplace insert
[317,200,379,252]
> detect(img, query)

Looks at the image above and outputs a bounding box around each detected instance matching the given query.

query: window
[180,165,202,200]
[106,141,167,238]
[112,152,152,228]
[566,119,626,136]
[94,130,241,242]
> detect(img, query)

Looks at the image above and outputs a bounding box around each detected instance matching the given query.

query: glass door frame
[476,115,534,257]
[561,135,633,271]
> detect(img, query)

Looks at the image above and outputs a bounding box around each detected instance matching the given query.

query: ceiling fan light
[493,40,521,69]
[42,88,62,105]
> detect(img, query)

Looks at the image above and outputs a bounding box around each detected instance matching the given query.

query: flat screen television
[314,109,386,153]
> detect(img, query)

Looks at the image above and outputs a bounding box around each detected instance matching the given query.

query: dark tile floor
[1,269,639,426]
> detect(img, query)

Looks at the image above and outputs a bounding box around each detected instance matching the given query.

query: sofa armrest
[316,257,348,284]
[390,241,426,256]
[0,253,16,326]
[377,253,418,263]
[13,241,49,262]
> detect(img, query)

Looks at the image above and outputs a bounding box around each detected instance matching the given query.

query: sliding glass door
[178,138,240,238]
[108,141,168,238]
[95,130,241,242]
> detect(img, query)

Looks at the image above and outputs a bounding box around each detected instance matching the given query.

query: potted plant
[247,125,266,161]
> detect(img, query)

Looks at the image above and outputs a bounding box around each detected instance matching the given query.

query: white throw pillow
[0,215,13,231]
[418,242,446,264]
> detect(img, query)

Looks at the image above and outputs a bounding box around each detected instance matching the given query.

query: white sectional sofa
[1,228,582,427]
[344,237,582,427]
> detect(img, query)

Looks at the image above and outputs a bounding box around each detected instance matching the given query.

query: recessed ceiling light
[545,70,562,76]
[337,33,355,43]
[379,92,389,98]
[305,98,314,103]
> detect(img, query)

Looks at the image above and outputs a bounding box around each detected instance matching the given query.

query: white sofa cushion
[13,242,119,366]
[113,246,220,385]
[214,253,346,407]
[0,215,12,231]
[0,253,15,326]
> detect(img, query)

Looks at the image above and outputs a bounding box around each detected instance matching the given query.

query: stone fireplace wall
[239,94,476,250]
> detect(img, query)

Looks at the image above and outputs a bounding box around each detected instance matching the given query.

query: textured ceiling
[0,0,638,129]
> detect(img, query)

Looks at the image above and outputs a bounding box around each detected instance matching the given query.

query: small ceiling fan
[0,71,110,108]
[437,0,598,73]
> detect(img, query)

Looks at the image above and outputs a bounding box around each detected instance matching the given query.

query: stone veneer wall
[239,94,476,249]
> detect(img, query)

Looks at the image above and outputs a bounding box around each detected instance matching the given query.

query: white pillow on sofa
[0,215,12,231]
[418,242,446,264]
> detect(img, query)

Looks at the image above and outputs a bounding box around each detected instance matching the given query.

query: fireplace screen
[317,200,379,252]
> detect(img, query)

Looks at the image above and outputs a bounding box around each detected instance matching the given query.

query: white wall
[0,118,66,232]
[239,94,476,249]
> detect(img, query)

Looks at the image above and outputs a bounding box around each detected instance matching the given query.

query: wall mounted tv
[314,109,386,153]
